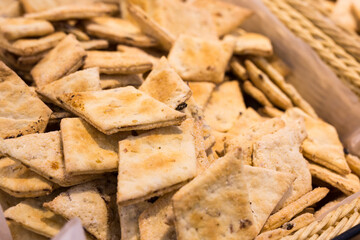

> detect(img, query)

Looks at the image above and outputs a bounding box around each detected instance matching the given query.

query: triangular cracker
[100,74,143,89]
[7,220,48,240]
[83,49,153,75]
[117,118,197,206]
[24,3,118,21]
[288,108,351,175]
[139,192,176,240]
[119,201,152,240]
[43,179,118,240]
[252,114,312,208]
[189,0,252,36]
[57,86,186,134]
[4,199,67,238]
[31,34,87,87]
[140,57,191,109]
[36,68,101,107]
[0,131,100,187]
[168,35,234,83]
[172,148,258,240]
[61,118,129,175]
[0,61,52,139]
[204,81,246,132]
[85,16,157,47]
[0,17,54,40]
[0,157,53,197]
[188,82,215,109]
[0,32,66,56]
[244,166,295,232]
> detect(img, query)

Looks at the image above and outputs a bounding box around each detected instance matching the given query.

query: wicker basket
[261,0,360,97]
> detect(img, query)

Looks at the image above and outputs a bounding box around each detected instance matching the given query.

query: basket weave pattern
[282,198,360,240]
[262,0,360,97]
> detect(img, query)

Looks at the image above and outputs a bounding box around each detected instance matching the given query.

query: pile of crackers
[0,0,360,239]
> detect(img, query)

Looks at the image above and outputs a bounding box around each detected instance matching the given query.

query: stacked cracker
[0,0,359,239]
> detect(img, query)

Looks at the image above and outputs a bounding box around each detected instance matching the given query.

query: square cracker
[0,131,101,187]
[85,16,157,47]
[31,34,87,87]
[83,49,152,75]
[0,61,52,139]
[244,166,295,233]
[61,118,129,175]
[119,201,152,240]
[252,113,312,208]
[0,18,54,40]
[4,199,67,238]
[146,0,217,40]
[57,86,186,135]
[0,32,66,56]
[139,192,176,240]
[24,2,118,21]
[140,57,192,109]
[189,0,252,36]
[36,68,101,107]
[43,179,118,240]
[204,81,245,132]
[289,108,351,175]
[117,118,197,206]
[224,114,283,166]
[172,148,258,240]
[0,157,53,198]
[168,35,234,83]
[188,82,215,109]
